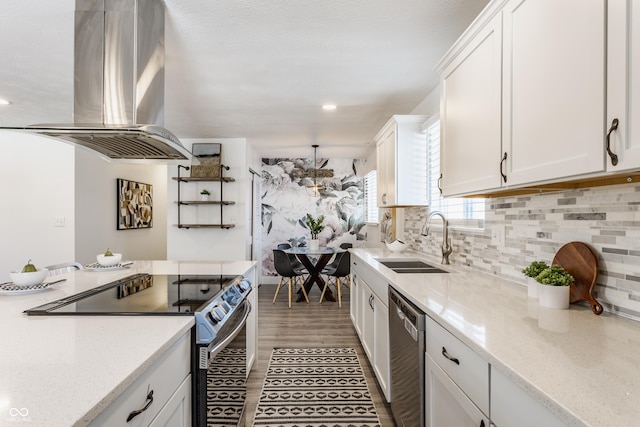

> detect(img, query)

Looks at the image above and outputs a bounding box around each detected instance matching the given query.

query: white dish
[9,269,49,287]
[386,240,409,253]
[84,261,133,271]
[96,253,122,266]
[0,279,65,295]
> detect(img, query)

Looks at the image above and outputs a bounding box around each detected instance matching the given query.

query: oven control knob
[209,308,223,322]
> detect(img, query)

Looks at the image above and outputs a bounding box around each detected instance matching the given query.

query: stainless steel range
[25,273,253,427]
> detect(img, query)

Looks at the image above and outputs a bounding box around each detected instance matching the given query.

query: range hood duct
[6,0,191,162]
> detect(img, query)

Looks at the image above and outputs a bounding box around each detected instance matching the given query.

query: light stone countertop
[0,260,256,427]
[351,248,640,427]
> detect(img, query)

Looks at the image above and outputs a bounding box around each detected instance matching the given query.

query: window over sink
[427,116,485,228]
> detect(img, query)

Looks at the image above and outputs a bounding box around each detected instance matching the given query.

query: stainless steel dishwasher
[389,286,426,427]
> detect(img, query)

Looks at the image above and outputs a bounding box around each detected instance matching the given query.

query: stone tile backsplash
[402,183,640,320]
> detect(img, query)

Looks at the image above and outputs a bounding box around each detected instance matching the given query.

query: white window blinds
[364,170,379,224]
[427,118,485,226]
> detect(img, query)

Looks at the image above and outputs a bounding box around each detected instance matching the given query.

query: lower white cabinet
[491,368,566,427]
[89,333,191,427]
[426,354,489,427]
[148,375,191,427]
[351,259,391,402]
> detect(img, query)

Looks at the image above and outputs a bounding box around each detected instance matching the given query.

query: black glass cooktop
[24,273,240,315]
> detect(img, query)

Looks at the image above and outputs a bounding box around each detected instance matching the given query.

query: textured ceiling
[0,0,488,158]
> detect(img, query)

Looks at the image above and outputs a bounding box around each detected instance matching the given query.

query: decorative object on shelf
[117,178,153,230]
[200,189,211,201]
[304,213,325,250]
[190,143,221,178]
[536,264,574,309]
[522,260,549,299]
[174,164,236,229]
[305,144,326,197]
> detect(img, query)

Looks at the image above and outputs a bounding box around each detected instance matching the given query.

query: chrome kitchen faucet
[421,211,452,265]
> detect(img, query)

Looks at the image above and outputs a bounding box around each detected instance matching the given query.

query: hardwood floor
[246,282,395,426]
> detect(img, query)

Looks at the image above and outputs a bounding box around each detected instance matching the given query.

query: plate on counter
[84,261,133,271]
[0,279,66,295]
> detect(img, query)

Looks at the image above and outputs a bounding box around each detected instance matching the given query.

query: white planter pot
[200,194,210,201]
[538,284,570,309]
[527,277,539,299]
[309,239,320,250]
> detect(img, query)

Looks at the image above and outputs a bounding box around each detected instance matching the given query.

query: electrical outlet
[54,216,65,227]
[492,225,505,246]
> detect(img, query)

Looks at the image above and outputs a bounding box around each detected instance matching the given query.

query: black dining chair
[322,242,353,273]
[320,250,351,308]
[272,249,309,308]
[277,243,307,275]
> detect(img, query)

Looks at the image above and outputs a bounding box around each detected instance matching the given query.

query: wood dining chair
[320,251,351,308]
[272,249,309,308]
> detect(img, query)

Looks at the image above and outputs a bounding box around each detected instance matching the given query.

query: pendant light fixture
[306,144,325,197]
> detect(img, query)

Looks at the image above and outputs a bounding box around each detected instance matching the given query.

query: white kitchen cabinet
[491,367,566,427]
[148,376,191,427]
[426,354,489,427]
[350,267,361,337]
[606,0,640,172]
[438,0,609,196]
[375,115,429,206]
[90,333,191,427]
[425,316,489,417]
[246,277,258,373]
[502,0,606,186]
[439,11,503,196]
[350,259,391,401]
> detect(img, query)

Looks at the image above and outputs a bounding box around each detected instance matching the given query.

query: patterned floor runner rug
[252,347,381,427]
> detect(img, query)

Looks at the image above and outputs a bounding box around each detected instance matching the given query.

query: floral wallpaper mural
[261,157,366,276]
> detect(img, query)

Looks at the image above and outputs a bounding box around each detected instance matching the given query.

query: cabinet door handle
[441,346,460,365]
[381,193,387,204]
[437,173,443,194]
[369,295,374,310]
[480,420,485,427]
[500,152,508,183]
[606,118,619,166]
[126,390,154,422]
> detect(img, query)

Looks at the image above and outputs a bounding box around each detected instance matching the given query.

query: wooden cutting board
[552,241,603,315]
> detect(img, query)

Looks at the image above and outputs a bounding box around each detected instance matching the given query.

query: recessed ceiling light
[322,104,336,110]
[0,99,10,105]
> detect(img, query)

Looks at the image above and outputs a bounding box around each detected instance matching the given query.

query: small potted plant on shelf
[304,213,325,250]
[200,189,211,201]
[535,264,574,309]
[522,260,549,299]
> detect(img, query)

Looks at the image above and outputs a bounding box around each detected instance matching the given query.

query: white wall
[74,148,168,264]
[167,138,250,261]
[0,133,75,280]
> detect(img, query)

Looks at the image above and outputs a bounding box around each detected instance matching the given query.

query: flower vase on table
[304,213,325,252]
[309,239,320,250]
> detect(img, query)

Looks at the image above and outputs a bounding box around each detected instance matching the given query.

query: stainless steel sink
[378,260,449,274]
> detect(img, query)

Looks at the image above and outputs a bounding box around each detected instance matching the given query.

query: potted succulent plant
[522,260,549,299]
[200,189,211,201]
[304,213,325,250]
[535,264,574,309]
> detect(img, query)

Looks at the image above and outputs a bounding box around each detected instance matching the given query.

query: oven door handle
[207,299,251,360]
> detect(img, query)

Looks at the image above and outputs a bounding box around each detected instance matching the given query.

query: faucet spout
[420,211,452,265]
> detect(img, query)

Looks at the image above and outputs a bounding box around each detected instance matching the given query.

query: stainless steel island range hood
[4,0,191,162]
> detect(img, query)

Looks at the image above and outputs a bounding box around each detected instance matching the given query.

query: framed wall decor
[117,179,153,230]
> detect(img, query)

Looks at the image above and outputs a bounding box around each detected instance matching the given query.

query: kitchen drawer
[90,333,191,426]
[351,259,388,306]
[426,316,489,415]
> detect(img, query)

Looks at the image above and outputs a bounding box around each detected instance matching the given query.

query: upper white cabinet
[503,0,606,186]
[440,12,503,196]
[375,115,429,206]
[607,0,640,171]
[438,0,619,196]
